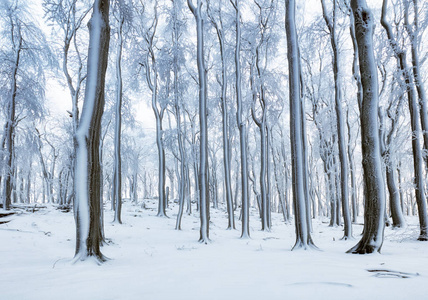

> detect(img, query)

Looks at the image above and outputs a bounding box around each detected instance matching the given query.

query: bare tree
[139,1,168,218]
[207,0,235,230]
[381,0,427,240]
[230,0,250,238]
[321,0,352,239]
[188,0,210,243]
[285,0,316,250]
[347,0,386,254]
[74,0,110,262]
[0,0,51,210]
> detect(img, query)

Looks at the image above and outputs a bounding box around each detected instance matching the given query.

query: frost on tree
[285,0,316,250]
[347,0,386,254]
[231,0,250,239]
[74,0,110,262]
[188,0,210,243]
[0,0,50,210]
[381,0,427,240]
[321,0,352,240]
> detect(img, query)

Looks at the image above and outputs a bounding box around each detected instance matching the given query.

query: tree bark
[112,10,124,224]
[231,0,250,239]
[404,0,428,171]
[208,4,235,229]
[188,0,210,243]
[285,0,316,250]
[321,0,352,239]
[3,26,21,211]
[381,0,427,240]
[74,0,110,262]
[347,0,386,254]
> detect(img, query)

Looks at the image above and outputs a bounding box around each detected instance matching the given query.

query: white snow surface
[1,201,427,300]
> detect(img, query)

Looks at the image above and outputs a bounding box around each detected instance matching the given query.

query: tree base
[72,252,108,265]
[198,237,211,244]
[417,235,428,241]
[347,241,380,254]
[291,239,319,251]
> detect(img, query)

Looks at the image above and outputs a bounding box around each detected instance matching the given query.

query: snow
[1,201,428,300]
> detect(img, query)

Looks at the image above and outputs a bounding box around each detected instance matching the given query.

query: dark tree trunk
[347,0,386,254]
[74,0,110,262]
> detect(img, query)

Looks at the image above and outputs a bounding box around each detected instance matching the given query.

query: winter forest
[1,0,428,298]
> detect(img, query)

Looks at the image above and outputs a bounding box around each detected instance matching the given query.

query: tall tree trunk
[112,12,124,224]
[404,0,428,170]
[188,0,209,243]
[231,0,250,238]
[321,0,352,239]
[74,0,110,262]
[285,0,316,250]
[381,0,427,240]
[346,110,358,223]
[208,5,235,229]
[3,30,21,211]
[347,0,386,254]
[143,6,167,218]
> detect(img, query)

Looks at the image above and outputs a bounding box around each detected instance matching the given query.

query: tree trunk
[231,0,250,239]
[404,0,428,170]
[3,31,21,211]
[112,12,124,224]
[347,0,386,254]
[321,0,352,239]
[285,0,316,250]
[381,0,427,240]
[74,0,110,262]
[188,0,209,243]
[346,110,358,223]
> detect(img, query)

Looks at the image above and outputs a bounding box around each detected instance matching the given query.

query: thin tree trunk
[231,0,250,238]
[112,12,124,224]
[3,31,21,211]
[321,0,352,239]
[404,0,428,170]
[208,6,235,229]
[381,0,427,240]
[188,0,209,243]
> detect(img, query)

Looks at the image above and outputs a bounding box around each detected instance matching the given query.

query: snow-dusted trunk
[379,104,406,228]
[347,0,385,254]
[221,54,235,229]
[272,140,288,222]
[346,110,358,223]
[35,131,54,204]
[143,10,167,217]
[232,0,250,238]
[174,6,186,229]
[188,0,209,243]
[175,107,186,230]
[349,10,363,113]
[250,63,269,231]
[112,14,124,224]
[285,0,316,250]
[74,0,110,262]
[321,0,352,239]
[2,29,21,210]
[210,9,235,229]
[153,94,167,217]
[404,0,428,170]
[381,0,427,240]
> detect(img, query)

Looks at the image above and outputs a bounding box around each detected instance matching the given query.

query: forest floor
[0,199,427,300]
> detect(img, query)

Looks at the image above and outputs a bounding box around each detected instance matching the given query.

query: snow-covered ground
[1,200,427,300]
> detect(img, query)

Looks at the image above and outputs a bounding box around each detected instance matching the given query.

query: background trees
[1,0,427,261]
